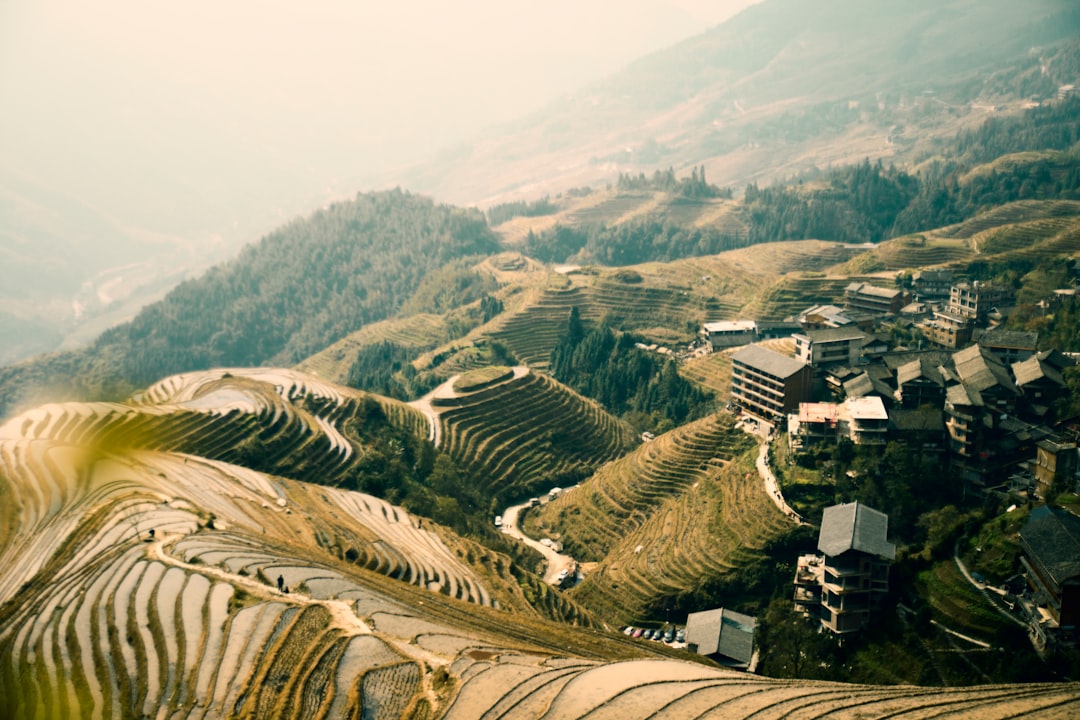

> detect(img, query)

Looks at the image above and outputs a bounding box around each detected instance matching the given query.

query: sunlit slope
[528,415,788,624]
[443,657,1080,720]
[529,413,755,562]
[428,367,637,500]
[2,382,1079,718]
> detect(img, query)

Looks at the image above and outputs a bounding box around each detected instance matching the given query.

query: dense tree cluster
[94,191,498,388]
[616,166,733,199]
[524,218,749,266]
[486,197,558,226]
[549,308,713,432]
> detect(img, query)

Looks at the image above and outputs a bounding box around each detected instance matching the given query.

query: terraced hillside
[442,657,1080,719]
[295,313,450,384]
[428,367,637,501]
[838,199,1080,274]
[3,373,1079,718]
[570,448,797,624]
[528,413,755,563]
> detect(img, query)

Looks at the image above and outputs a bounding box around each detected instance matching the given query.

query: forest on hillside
[522,96,1080,264]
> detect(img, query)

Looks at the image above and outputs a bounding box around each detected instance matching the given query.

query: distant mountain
[0,169,243,365]
[393,0,1080,205]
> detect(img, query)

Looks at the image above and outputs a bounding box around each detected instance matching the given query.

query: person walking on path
[276,574,284,592]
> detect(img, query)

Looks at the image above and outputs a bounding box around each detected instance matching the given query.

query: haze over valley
[3,2,1080,718]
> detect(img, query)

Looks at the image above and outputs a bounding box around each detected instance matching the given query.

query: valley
[3,1,1080,717]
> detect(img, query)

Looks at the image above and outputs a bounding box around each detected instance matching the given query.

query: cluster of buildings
[702,270,1080,649]
[711,274,1080,499]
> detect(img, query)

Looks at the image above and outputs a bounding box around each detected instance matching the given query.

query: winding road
[500,499,576,585]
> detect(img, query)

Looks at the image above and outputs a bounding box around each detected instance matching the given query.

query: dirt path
[501,501,575,584]
[147,535,372,635]
[741,420,805,525]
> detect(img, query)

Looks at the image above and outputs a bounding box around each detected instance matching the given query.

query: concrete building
[949,281,1007,322]
[703,320,758,350]
[793,326,866,368]
[1034,440,1079,499]
[730,344,813,422]
[787,397,888,451]
[919,309,973,349]
[685,607,757,670]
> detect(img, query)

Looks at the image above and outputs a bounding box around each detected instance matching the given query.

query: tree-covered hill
[0,190,498,417]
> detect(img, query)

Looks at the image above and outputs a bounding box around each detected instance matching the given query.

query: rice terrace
[4,0,1080,718]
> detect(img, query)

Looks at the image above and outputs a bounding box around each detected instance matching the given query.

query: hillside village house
[978,329,1038,364]
[793,326,867,368]
[704,320,758,350]
[794,502,895,637]
[1020,506,1080,647]
[844,282,907,315]
[786,396,889,452]
[684,607,757,670]
[730,344,813,422]
[910,269,954,301]
[950,280,1008,322]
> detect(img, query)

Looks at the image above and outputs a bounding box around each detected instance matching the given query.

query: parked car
[632,628,644,638]
[675,628,686,643]
[664,628,675,643]
[494,515,502,527]
[623,626,635,635]
[641,629,654,640]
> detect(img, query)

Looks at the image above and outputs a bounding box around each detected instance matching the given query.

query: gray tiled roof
[946,382,983,407]
[818,502,896,560]
[953,345,1018,395]
[978,329,1038,350]
[796,326,867,343]
[685,607,756,665]
[897,357,945,388]
[731,344,808,380]
[1021,506,1080,586]
[1013,355,1065,388]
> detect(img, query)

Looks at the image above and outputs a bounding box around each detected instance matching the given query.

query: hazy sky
[1,1,759,242]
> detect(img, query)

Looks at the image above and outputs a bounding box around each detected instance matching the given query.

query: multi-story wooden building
[794,502,895,636]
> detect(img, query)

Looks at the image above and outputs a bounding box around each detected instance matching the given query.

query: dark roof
[889,408,945,432]
[897,357,946,388]
[843,373,875,398]
[731,344,808,380]
[952,345,1019,395]
[795,326,866,343]
[978,330,1038,351]
[1021,506,1080,586]
[1013,355,1065,388]
[946,382,983,408]
[685,607,756,666]
[818,502,896,560]
[880,350,953,372]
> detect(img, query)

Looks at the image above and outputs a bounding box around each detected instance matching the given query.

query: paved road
[501,500,576,585]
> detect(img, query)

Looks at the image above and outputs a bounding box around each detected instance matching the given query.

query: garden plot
[360,662,422,719]
[134,560,166,717]
[191,582,234,709]
[178,573,210,703]
[325,635,400,720]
